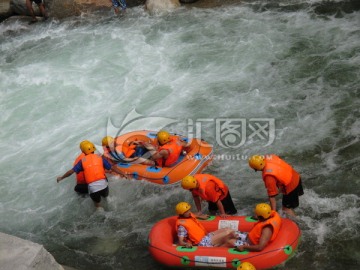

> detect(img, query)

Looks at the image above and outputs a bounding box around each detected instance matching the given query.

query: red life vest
[73,153,86,184]
[176,213,207,245]
[262,155,300,194]
[81,154,106,184]
[157,136,183,167]
[248,210,282,245]
[192,174,228,202]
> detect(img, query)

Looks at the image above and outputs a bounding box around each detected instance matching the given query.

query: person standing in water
[109,0,127,14]
[57,140,128,209]
[181,174,238,217]
[26,0,48,24]
[248,155,304,217]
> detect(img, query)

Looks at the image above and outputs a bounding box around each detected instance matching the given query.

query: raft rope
[148,227,301,266]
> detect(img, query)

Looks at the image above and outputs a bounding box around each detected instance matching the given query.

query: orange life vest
[81,154,106,184]
[262,155,300,194]
[73,153,86,184]
[157,136,183,167]
[248,210,282,245]
[115,143,136,158]
[176,213,207,245]
[192,174,228,202]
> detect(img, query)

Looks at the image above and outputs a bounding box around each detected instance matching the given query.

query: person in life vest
[175,202,239,248]
[101,136,140,165]
[59,140,90,194]
[132,130,190,167]
[101,136,118,165]
[249,155,304,217]
[181,174,237,217]
[237,262,256,270]
[235,203,282,252]
[57,140,128,209]
[72,141,89,194]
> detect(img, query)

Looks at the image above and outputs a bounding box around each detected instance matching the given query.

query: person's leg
[38,3,48,19]
[74,184,88,194]
[208,201,218,215]
[90,191,102,208]
[100,186,109,198]
[282,206,296,217]
[26,0,37,22]
[282,183,302,217]
[111,0,120,14]
[221,191,238,215]
[210,228,237,247]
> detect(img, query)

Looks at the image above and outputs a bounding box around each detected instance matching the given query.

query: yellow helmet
[248,155,265,171]
[102,136,114,147]
[237,262,256,270]
[175,202,191,215]
[80,141,96,155]
[181,175,197,190]
[255,203,271,219]
[157,130,171,145]
[79,140,90,149]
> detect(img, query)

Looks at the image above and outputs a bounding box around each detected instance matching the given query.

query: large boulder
[0,232,64,270]
[145,0,180,13]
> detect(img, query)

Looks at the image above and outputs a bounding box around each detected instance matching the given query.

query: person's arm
[110,164,129,179]
[177,225,192,248]
[264,175,278,211]
[57,169,75,183]
[178,235,192,248]
[269,196,277,211]
[180,139,191,148]
[216,200,229,218]
[150,149,168,161]
[236,226,273,252]
[192,194,202,213]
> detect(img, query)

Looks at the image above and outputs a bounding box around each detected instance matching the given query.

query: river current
[0,1,359,269]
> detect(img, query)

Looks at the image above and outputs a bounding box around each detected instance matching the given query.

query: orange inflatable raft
[148,215,301,269]
[112,130,213,185]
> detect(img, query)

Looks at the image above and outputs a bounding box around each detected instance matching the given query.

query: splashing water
[0,1,359,269]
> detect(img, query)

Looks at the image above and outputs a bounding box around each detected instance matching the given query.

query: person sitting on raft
[131,130,190,167]
[101,136,140,165]
[235,203,282,252]
[175,202,239,248]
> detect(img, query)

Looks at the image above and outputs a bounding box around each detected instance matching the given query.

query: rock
[7,0,147,19]
[145,0,180,13]
[0,232,64,270]
[0,0,13,21]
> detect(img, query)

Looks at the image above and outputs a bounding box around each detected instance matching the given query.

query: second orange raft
[148,215,301,269]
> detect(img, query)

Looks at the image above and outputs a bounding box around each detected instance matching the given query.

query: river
[0,1,359,269]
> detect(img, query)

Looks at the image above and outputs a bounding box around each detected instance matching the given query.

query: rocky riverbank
[0,0,243,22]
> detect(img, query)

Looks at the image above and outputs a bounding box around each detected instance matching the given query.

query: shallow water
[0,1,359,269]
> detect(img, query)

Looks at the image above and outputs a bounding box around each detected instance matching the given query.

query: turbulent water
[0,1,359,269]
